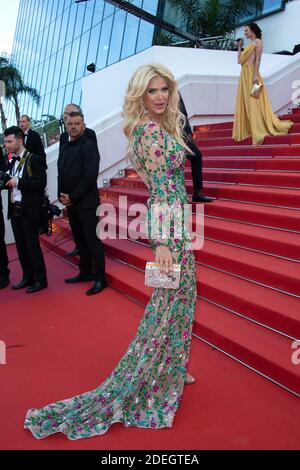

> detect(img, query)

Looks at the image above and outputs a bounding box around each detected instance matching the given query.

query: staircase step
[112,171,300,191]
[203,199,300,231]
[106,217,300,296]
[198,133,300,147]
[194,122,300,139]
[41,232,300,395]
[101,194,300,233]
[106,178,300,208]
[100,196,300,261]
[49,220,300,340]
[194,114,300,132]
[200,145,300,158]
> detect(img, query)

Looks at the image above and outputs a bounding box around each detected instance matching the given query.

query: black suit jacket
[59,127,97,152]
[24,129,46,158]
[179,93,193,137]
[7,152,47,221]
[57,135,100,209]
[0,146,6,211]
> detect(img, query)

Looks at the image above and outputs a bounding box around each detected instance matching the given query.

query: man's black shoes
[12,279,33,290]
[26,281,48,294]
[65,273,94,284]
[86,280,107,296]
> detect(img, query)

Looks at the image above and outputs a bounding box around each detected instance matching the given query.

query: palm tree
[166,0,262,39]
[0,55,40,130]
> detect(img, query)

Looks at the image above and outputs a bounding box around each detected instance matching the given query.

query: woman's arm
[139,122,173,273]
[237,39,243,64]
[253,39,263,83]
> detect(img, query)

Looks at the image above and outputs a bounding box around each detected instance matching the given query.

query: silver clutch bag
[145,262,181,289]
[250,82,263,99]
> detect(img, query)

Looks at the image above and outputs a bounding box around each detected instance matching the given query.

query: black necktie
[12,156,21,163]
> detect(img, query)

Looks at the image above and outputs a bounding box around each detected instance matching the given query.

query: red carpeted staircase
[43,108,300,397]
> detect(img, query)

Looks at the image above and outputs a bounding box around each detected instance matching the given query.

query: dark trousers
[67,206,105,282]
[185,137,203,192]
[11,215,47,282]
[0,210,9,281]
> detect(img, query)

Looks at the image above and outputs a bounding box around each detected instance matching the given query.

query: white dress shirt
[10,149,26,203]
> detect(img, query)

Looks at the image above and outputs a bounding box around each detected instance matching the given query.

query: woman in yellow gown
[232,22,293,145]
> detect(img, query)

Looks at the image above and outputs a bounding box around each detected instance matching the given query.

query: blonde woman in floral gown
[24,63,197,440]
[233,22,293,145]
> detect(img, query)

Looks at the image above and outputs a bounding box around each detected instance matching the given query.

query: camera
[49,203,62,217]
[0,171,11,190]
[39,195,62,236]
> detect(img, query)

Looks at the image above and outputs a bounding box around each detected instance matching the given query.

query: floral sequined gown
[24,122,197,440]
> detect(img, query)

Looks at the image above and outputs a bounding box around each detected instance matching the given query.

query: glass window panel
[67,37,80,84]
[60,43,72,85]
[131,0,143,6]
[142,0,159,15]
[55,87,65,119]
[40,57,50,96]
[86,23,102,70]
[96,16,113,69]
[121,14,139,59]
[63,83,74,107]
[103,2,115,19]
[46,21,55,59]
[107,10,126,66]
[75,31,90,80]
[74,3,85,39]
[65,4,77,45]
[58,9,70,50]
[136,20,155,53]
[42,93,51,117]
[52,49,64,90]
[57,0,65,17]
[262,0,283,14]
[71,80,82,106]
[51,15,63,54]
[46,54,57,94]
[93,0,104,26]
[40,25,50,61]
[48,89,59,117]
[35,61,44,95]
[82,0,95,33]
[44,0,53,28]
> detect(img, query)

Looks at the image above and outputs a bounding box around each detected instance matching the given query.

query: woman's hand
[156,245,173,274]
[253,75,259,85]
[237,38,243,49]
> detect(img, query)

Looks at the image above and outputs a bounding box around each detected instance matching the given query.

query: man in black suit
[60,103,97,257]
[60,103,97,149]
[0,146,10,289]
[58,112,106,296]
[4,126,48,293]
[19,115,46,158]
[179,94,213,203]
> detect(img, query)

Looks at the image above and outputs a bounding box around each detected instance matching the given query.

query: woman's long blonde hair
[123,63,190,158]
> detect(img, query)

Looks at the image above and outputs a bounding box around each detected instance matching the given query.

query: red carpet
[1,246,300,450]
[2,110,300,449]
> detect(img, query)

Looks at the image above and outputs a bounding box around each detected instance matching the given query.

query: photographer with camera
[4,126,48,293]
[0,145,10,289]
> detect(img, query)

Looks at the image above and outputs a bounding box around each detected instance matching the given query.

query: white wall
[235,0,300,53]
